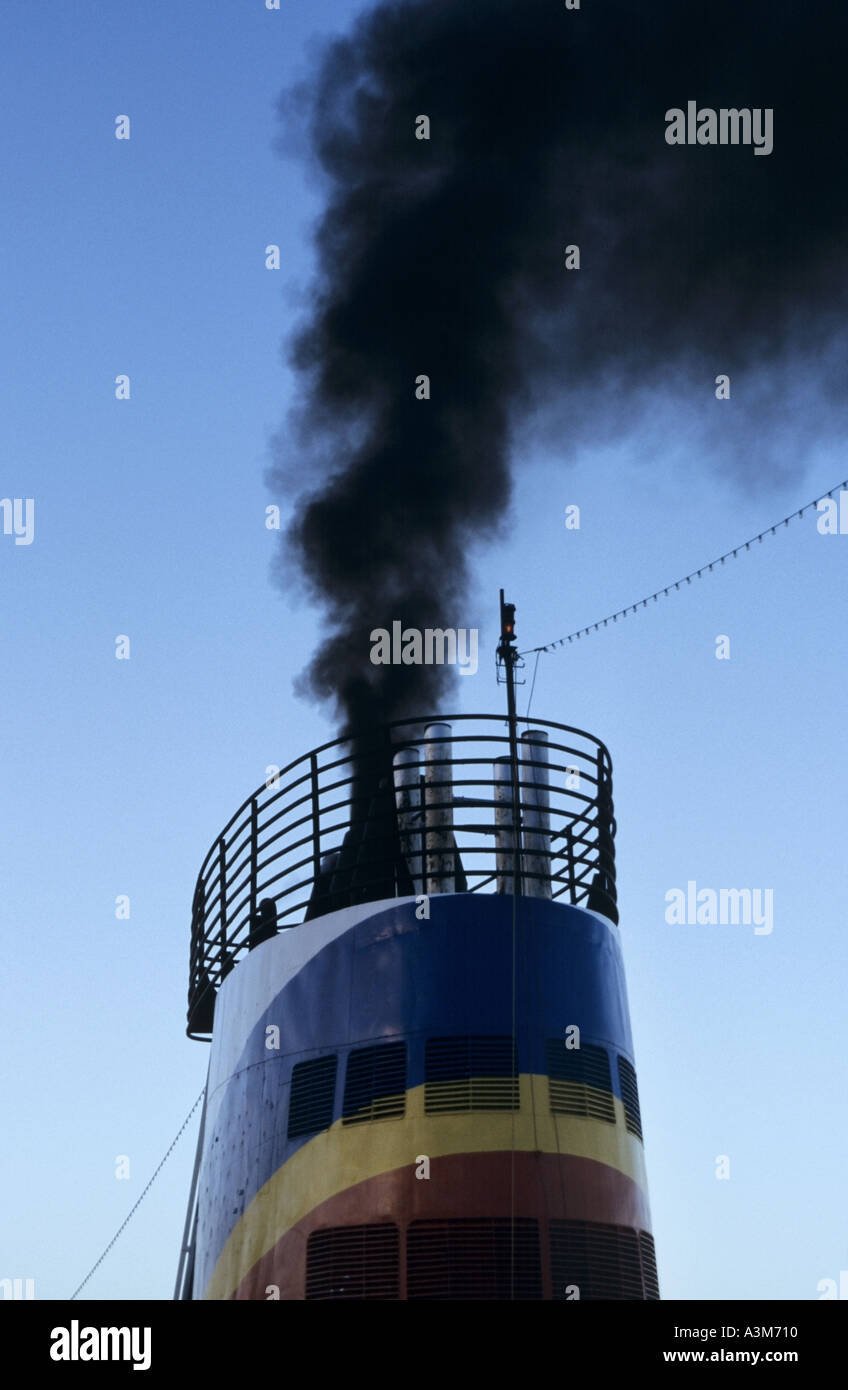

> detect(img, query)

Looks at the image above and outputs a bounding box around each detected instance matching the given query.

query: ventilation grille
[287,1054,337,1140]
[342,1042,407,1125]
[617,1056,643,1140]
[305,1224,399,1300]
[550,1220,659,1300]
[425,1036,519,1113]
[407,1219,542,1299]
[639,1232,660,1299]
[545,1039,615,1122]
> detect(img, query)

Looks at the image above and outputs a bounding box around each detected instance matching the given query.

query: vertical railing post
[596,747,609,882]
[310,752,321,890]
[587,745,615,920]
[598,747,616,915]
[566,826,576,904]
[190,877,205,1005]
[218,836,228,976]
[249,797,259,927]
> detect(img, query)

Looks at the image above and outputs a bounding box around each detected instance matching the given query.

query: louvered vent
[425,1036,519,1113]
[639,1231,660,1299]
[545,1038,615,1122]
[342,1042,406,1125]
[550,1219,659,1300]
[407,1219,542,1299]
[617,1056,643,1140]
[287,1054,337,1140]
[305,1224,399,1300]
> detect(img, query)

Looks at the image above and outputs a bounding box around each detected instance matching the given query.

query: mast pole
[497,589,522,897]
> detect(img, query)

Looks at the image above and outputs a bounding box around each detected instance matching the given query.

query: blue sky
[1,1,846,1302]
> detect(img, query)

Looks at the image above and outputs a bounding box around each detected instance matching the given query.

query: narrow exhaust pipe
[493,755,516,894]
[424,722,454,894]
[393,746,423,896]
[520,728,551,900]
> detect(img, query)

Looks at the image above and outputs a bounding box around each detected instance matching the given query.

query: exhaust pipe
[493,755,516,894]
[520,728,551,899]
[424,722,454,893]
[393,746,423,895]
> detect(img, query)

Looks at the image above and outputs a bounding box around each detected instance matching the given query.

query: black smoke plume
[270,0,848,733]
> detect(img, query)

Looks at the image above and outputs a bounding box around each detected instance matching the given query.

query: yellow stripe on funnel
[203,1074,647,1300]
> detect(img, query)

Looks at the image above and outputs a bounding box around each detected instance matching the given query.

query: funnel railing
[187,713,617,1038]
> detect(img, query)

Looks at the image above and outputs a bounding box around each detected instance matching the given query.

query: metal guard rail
[187,713,617,1038]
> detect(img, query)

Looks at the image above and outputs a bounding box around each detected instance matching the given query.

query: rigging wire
[69,1086,206,1300]
[524,649,542,721]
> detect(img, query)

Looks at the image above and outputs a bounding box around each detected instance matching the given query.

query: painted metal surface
[192,892,653,1300]
[230,1153,650,1300]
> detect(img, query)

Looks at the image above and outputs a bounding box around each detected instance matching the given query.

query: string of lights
[520,478,847,658]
